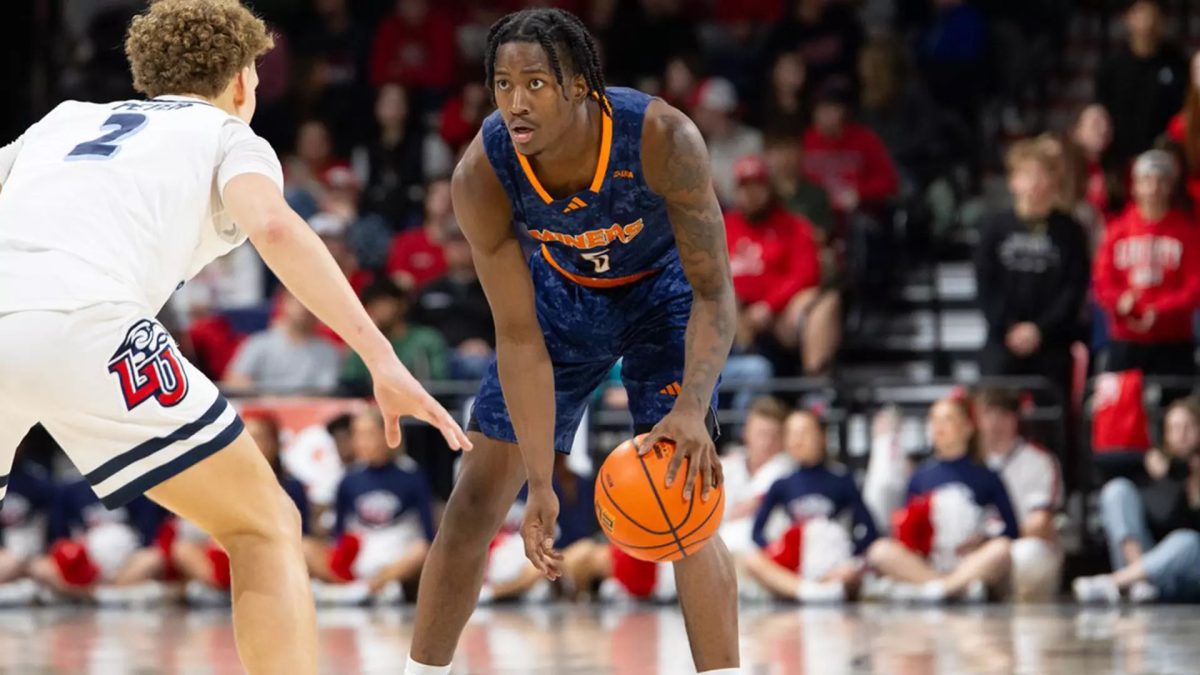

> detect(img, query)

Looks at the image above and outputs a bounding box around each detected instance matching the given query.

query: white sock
[698,669,741,674]
[404,657,451,675]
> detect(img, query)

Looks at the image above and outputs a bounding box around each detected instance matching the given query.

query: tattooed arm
[637,99,736,500]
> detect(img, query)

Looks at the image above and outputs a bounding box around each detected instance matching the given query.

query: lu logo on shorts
[106,319,189,410]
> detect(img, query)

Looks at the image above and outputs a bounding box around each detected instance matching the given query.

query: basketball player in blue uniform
[406,9,739,675]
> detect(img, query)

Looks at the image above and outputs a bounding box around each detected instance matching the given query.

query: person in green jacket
[340,280,449,395]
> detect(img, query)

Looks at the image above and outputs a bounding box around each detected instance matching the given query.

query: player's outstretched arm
[452,134,562,578]
[639,100,737,501]
[221,173,471,452]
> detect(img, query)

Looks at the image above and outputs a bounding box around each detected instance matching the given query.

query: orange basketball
[594,435,724,562]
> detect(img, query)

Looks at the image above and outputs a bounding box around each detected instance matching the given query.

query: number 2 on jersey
[66,113,148,160]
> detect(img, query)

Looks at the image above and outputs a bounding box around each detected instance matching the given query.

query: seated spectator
[483,455,595,604]
[857,34,943,192]
[305,408,435,604]
[975,387,1065,601]
[719,397,795,557]
[763,133,834,237]
[438,82,492,156]
[223,289,341,395]
[310,206,377,297]
[293,0,373,150]
[1166,50,1200,208]
[726,155,840,375]
[411,222,495,380]
[1064,103,1122,240]
[339,280,448,394]
[763,0,863,92]
[802,78,899,301]
[1094,0,1187,167]
[170,412,312,605]
[802,78,899,220]
[1075,397,1200,603]
[760,51,809,139]
[368,0,458,94]
[866,396,1019,603]
[29,480,169,605]
[284,119,350,218]
[1093,150,1200,382]
[284,412,357,532]
[354,83,450,229]
[0,458,55,605]
[974,138,1090,407]
[739,409,878,603]
[386,178,452,291]
[692,77,764,205]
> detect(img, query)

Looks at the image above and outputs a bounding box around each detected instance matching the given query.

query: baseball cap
[1132,149,1179,181]
[695,77,738,114]
[733,155,770,185]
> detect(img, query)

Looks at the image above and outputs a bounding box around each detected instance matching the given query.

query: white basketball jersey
[0,96,283,314]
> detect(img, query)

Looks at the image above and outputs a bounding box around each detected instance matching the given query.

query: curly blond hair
[125,0,274,99]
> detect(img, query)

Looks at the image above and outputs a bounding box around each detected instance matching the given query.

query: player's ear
[232,69,248,108]
[572,74,588,102]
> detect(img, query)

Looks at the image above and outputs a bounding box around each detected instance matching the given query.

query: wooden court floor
[0,603,1196,674]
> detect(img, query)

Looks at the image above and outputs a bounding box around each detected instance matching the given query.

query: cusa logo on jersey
[107,319,189,410]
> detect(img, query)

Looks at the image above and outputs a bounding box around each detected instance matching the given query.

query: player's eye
[495,79,510,91]
[529,79,544,91]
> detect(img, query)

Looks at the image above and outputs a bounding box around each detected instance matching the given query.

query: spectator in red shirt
[386,178,453,291]
[1166,50,1200,208]
[726,156,841,375]
[439,82,492,155]
[284,119,352,218]
[369,0,458,93]
[1094,149,1200,381]
[802,78,899,217]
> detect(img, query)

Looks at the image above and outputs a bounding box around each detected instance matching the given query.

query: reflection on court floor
[0,604,1195,674]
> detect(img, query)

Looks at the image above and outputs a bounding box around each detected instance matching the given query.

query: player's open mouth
[509,124,535,144]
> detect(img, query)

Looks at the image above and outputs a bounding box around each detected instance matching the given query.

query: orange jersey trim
[516,108,613,205]
[540,245,657,288]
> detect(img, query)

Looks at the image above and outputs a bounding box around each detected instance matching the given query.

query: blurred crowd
[4,0,1200,607]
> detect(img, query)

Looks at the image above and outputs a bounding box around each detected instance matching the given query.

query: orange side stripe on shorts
[540,245,658,288]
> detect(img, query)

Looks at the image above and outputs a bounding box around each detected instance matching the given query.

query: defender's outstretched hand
[371,359,473,451]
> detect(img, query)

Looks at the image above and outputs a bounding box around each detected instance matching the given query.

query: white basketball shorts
[0,303,243,508]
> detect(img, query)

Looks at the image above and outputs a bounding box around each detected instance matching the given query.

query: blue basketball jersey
[481,87,679,286]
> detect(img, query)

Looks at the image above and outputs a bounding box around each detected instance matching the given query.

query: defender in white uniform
[0,2,470,674]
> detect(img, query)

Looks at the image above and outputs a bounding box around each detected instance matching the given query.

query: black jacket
[1095,44,1188,165]
[974,209,1090,347]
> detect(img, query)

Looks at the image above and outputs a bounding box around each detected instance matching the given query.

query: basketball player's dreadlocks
[485,8,612,117]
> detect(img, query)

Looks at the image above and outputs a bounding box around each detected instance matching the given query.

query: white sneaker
[311,580,371,606]
[1073,576,1120,604]
[523,579,553,604]
[858,574,893,601]
[889,581,945,603]
[372,581,404,605]
[796,580,846,604]
[0,579,37,606]
[1128,580,1159,604]
[184,580,231,606]
[960,579,987,604]
[95,582,168,607]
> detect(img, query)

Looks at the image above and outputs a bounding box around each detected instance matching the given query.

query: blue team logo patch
[107,319,189,410]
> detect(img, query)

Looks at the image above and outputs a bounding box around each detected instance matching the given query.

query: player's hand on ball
[522,486,564,580]
[638,409,723,503]
[370,359,473,452]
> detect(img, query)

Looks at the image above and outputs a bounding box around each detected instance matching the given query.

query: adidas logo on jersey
[562,197,588,213]
[659,382,682,396]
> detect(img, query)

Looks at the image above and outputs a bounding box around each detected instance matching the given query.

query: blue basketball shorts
[469,251,719,453]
